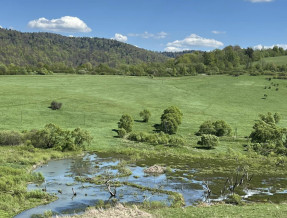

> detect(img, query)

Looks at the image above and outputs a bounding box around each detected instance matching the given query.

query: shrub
[50,101,62,110]
[196,120,232,136]
[197,134,219,149]
[160,106,183,134]
[226,194,243,205]
[196,120,216,136]
[139,109,151,122]
[213,120,232,136]
[0,131,23,146]
[127,131,185,147]
[118,114,133,132]
[117,128,126,138]
[249,112,287,156]
[24,123,92,151]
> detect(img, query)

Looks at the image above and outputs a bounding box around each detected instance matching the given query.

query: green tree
[196,120,216,136]
[196,120,231,137]
[118,114,133,133]
[0,64,8,75]
[160,106,183,134]
[250,113,285,144]
[197,134,219,149]
[139,109,151,122]
[213,120,232,136]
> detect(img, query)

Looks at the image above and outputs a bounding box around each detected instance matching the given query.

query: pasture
[0,74,287,151]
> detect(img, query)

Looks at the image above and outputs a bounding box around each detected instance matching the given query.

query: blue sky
[0,0,286,51]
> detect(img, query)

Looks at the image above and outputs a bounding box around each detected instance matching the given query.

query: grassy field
[261,55,287,65]
[0,74,287,150]
[1,74,287,217]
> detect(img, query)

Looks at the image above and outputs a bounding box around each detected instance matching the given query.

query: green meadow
[1,74,287,150]
[262,55,287,65]
[1,74,287,217]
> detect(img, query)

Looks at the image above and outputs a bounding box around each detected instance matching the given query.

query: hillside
[0,28,168,68]
[261,55,287,65]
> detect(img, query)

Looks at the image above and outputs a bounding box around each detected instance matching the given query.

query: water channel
[15,153,287,217]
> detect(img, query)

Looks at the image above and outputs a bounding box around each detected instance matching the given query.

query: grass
[261,55,287,65]
[151,202,287,218]
[0,74,287,150]
[0,145,79,217]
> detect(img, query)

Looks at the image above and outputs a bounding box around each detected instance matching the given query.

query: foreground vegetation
[0,146,79,217]
[151,203,287,218]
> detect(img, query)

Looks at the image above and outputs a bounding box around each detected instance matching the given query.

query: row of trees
[1,28,287,76]
[116,106,233,149]
[116,107,287,155]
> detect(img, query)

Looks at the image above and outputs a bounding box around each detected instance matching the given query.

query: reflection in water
[15,153,287,218]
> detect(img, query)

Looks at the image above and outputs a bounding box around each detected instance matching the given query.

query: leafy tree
[72,128,93,150]
[250,113,285,144]
[213,120,232,136]
[139,109,151,122]
[273,112,281,124]
[160,106,183,134]
[196,120,231,137]
[118,114,133,133]
[196,120,216,136]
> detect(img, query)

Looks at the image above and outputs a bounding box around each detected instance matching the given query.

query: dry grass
[57,204,153,218]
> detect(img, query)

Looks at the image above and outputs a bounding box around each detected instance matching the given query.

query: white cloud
[112,33,128,42]
[128,31,167,39]
[0,25,2,28]
[212,30,226,34]
[28,16,92,33]
[253,44,287,50]
[246,0,274,3]
[164,34,224,52]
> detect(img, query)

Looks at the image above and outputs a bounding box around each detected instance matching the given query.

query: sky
[0,0,286,52]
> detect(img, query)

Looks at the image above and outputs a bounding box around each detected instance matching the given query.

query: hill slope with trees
[0,28,168,73]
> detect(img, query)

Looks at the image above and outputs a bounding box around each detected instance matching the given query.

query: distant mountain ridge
[0,28,169,68]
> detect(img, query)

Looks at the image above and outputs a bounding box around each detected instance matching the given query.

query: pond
[15,153,287,217]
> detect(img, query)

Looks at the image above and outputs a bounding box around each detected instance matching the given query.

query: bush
[249,112,287,156]
[24,123,92,151]
[197,134,219,149]
[196,120,232,136]
[117,128,126,138]
[50,101,62,110]
[0,131,23,146]
[118,114,133,132]
[139,109,151,122]
[127,131,185,147]
[160,106,183,134]
[226,194,243,205]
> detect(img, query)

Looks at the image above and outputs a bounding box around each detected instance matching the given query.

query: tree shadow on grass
[134,119,144,123]
[112,129,119,138]
[194,146,214,150]
[152,124,161,133]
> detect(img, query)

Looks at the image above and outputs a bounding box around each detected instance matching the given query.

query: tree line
[1,28,287,76]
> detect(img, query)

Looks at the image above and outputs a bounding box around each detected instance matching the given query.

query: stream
[15,153,287,217]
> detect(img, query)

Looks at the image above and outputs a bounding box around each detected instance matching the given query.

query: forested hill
[0,28,168,68]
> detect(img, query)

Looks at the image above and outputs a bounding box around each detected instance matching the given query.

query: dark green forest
[0,28,168,74]
[1,28,287,77]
